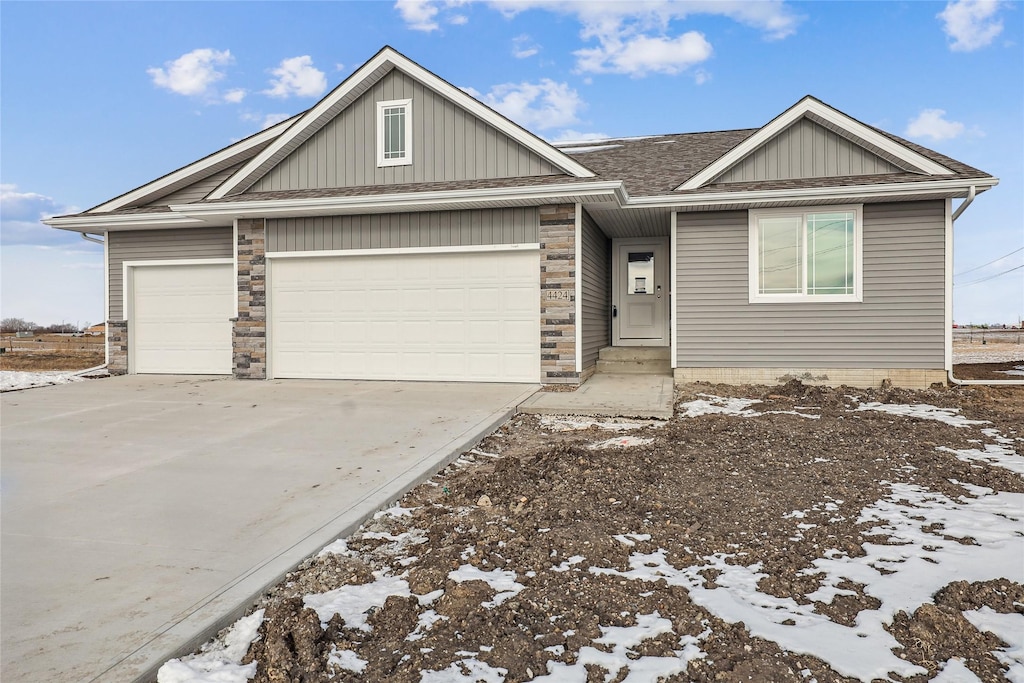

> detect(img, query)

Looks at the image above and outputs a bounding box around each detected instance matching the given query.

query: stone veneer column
[539,204,579,384]
[232,218,267,379]
[106,320,128,375]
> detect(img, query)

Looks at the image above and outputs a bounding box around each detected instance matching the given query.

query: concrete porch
[519,347,674,419]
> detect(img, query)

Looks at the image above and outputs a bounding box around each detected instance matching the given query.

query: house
[85,323,106,336]
[46,46,997,389]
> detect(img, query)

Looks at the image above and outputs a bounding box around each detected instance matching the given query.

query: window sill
[748,293,862,304]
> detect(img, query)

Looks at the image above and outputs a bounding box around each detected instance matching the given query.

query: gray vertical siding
[713,118,902,183]
[145,163,245,206]
[675,201,946,368]
[249,69,562,192]
[267,208,539,251]
[580,209,610,368]
[108,228,233,320]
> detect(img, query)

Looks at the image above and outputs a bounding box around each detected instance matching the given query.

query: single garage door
[130,262,234,374]
[270,249,539,382]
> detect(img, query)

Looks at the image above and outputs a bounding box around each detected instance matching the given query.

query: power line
[954,247,1024,277]
[954,263,1024,288]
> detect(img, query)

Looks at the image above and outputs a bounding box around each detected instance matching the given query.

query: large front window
[749,206,862,302]
[377,99,412,167]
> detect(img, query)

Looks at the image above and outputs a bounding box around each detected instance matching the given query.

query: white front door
[612,238,669,346]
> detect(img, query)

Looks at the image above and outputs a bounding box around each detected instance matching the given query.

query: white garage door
[130,263,234,374]
[270,249,539,382]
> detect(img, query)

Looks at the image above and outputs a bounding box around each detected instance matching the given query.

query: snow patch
[931,658,983,682]
[854,401,989,428]
[561,144,624,154]
[678,394,820,419]
[998,365,1024,376]
[327,647,368,674]
[937,443,1024,475]
[1,370,84,392]
[157,609,264,683]
[419,659,507,682]
[589,436,654,450]
[539,416,665,432]
[962,607,1024,679]
[303,572,411,631]
[447,565,524,607]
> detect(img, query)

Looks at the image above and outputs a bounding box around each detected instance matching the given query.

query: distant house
[85,323,106,336]
[46,46,997,388]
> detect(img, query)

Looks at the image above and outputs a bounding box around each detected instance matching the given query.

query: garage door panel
[131,264,232,375]
[270,250,539,382]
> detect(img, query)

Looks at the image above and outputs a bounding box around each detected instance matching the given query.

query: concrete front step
[598,346,671,362]
[596,359,672,375]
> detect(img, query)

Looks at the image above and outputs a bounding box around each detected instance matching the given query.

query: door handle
[612,305,618,318]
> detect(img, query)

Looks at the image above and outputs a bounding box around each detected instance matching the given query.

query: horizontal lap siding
[108,228,233,320]
[676,201,945,368]
[580,209,610,369]
[249,69,561,192]
[266,208,539,251]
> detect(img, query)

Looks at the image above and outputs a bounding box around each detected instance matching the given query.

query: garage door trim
[124,258,234,375]
[265,244,540,382]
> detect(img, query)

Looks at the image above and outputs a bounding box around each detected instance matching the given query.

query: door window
[627,252,654,294]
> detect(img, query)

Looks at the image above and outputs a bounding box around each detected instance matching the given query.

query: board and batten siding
[675,201,946,368]
[145,163,246,207]
[580,209,610,369]
[249,69,562,192]
[712,118,902,184]
[107,228,234,320]
[267,208,539,252]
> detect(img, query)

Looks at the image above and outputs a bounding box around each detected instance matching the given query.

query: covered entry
[268,248,540,382]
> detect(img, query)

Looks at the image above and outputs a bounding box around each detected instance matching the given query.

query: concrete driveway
[1,375,535,682]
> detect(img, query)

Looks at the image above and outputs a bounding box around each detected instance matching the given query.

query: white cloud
[0,184,81,247]
[486,0,799,76]
[223,88,246,104]
[475,79,584,130]
[147,48,233,98]
[693,68,711,85]
[938,0,1006,51]
[449,14,469,25]
[459,85,482,98]
[904,108,967,141]
[263,56,327,98]
[395,0,441,31]
[575,30,712,76]
[260,113,292,130]
[513,34,540,58]
[547,129,611,143]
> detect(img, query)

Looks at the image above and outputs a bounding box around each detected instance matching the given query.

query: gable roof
[675,96,953,191]
[206,46,594,200]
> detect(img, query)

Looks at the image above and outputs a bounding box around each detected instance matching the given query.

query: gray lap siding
[580,209,610,369]
[675,200,946,369]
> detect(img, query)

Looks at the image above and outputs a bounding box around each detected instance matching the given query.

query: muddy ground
[202,379,1024,683]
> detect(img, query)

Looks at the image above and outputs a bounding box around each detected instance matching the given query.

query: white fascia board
[89,116,296,213]
[676,97,954,191]
[209,48,594,200]
[629,177,998,209]
[45,213,210,231]
[173,181,624,220]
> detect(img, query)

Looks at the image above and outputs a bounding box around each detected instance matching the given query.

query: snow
[157,609,264,683]
[613,533,651,547]
[962,608,1024,681]
[561,144,624,154]
[590,480,1024,682]
[447,565,525,607]
[0,370,84,392]
[419,659,508,682]
[539,416,664,432]
[303,571,411,630]
[999,365,1024,376]
[937,443,1024,475]
[327,647,368,674]
[931,659,983,682]
[678,394,820,419]
[854,401,989,428]
[589,436,654,449]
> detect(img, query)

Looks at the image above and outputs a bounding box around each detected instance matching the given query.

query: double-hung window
[377,99,412,167]
[749,206,862,303]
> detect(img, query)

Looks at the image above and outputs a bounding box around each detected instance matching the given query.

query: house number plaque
[544,290,572,301]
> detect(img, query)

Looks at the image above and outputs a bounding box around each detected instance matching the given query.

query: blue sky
[2,0,1021,327]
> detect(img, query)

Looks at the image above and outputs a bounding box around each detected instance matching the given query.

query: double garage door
[129,250,539,382]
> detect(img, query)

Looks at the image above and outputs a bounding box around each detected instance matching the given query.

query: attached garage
[268,248,540,382]
[127,261,234,374]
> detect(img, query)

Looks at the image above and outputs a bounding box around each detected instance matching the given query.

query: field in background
[0,334,105,371]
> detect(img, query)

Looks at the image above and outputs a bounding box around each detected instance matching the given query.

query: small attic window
[377,99,412,167]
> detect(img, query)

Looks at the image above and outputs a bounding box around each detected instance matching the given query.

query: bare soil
[0,334,105,371]
[953,361,1024,381]
[222,380,1023,683]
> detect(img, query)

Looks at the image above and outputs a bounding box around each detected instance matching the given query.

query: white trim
[670,211,677,369]
[265,243,540,259]
[89,116,297,213]
[944,197,953,371]
[232,219,239,319]
[47,213,208,230]
[208,47,594,199]
[747,205,863,304]
[677,97,953,191]
[376,98,413,167]
[574,203,582,374]
[103,235,110,364]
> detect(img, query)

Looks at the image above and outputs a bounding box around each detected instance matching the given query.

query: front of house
[47,47,997,389]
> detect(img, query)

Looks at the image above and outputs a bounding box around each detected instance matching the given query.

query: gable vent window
[748,205,863,303]
[377,99,412,167]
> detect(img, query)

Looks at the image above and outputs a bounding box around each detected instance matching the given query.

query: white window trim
[377,98,412,168]
[748,205,863,304]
